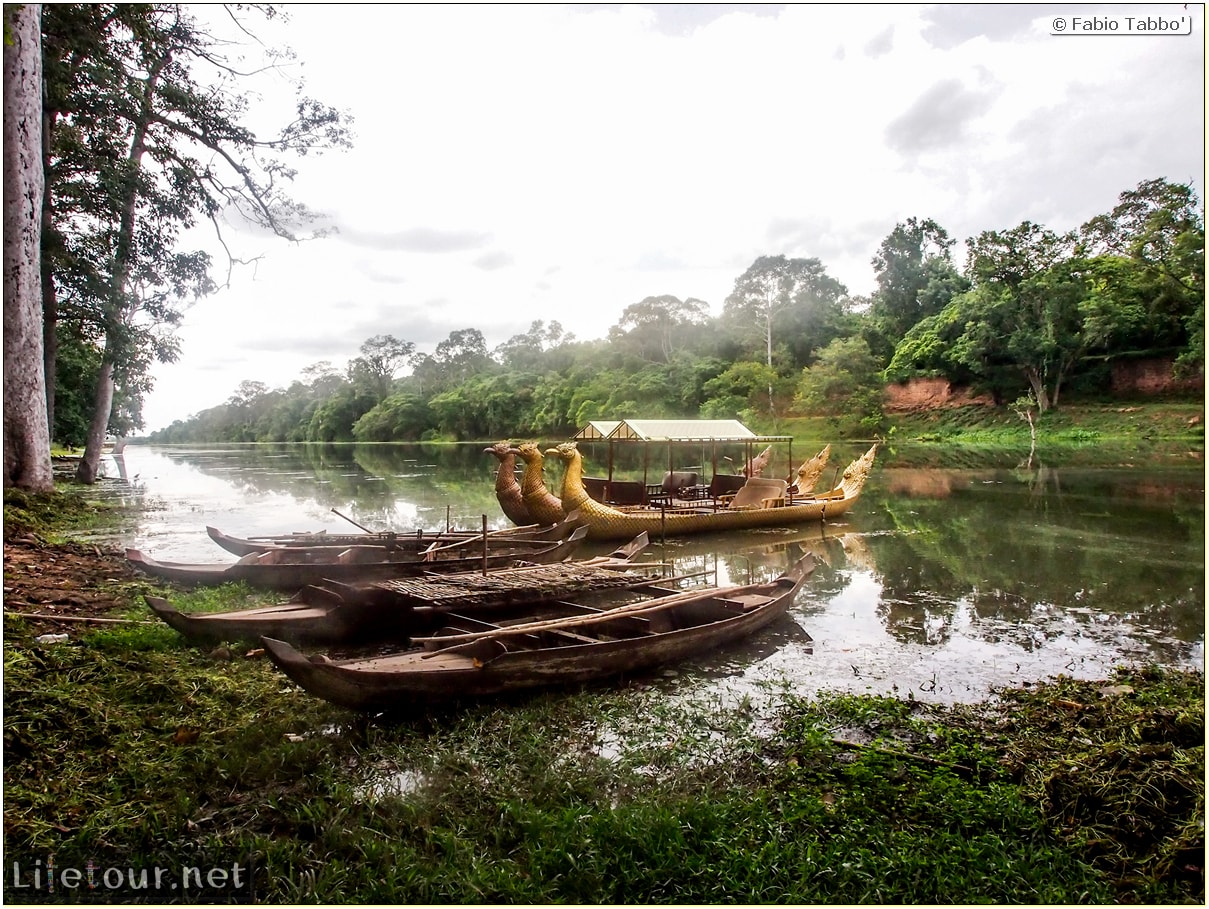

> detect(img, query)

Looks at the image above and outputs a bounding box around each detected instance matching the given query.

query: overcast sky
[141,3,1205,433]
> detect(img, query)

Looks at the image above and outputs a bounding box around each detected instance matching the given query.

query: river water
[86,440,1204,706]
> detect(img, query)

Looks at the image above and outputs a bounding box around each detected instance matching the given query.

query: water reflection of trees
[650,525,839,588]
[152,444,523,530]
[858,465,1204,649]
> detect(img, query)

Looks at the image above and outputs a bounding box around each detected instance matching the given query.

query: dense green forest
[140,176,1204,444]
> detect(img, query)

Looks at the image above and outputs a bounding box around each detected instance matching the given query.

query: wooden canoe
[146,585,413,646]
[143,534,654,646]
[127,524,589,590]
[205,518,576,558]
[546,442,878,541]
[260,552,817,710]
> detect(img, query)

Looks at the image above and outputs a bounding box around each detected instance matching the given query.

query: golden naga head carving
[546,441,579,462]
[514,441,545,464]
[841,445,878,486]
[794,444,831,489]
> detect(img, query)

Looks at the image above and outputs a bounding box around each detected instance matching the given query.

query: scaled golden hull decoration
[744,444,774,477]
[485,440,533,526]
[793,444,831,494]
[514,441,567,526]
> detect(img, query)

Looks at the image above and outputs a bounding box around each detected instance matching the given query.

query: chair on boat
[707,473,748,501]
[606,480,647,506]
[725,477,788,510]
[646,470,701,505]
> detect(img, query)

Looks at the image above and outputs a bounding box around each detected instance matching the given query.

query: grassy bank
[4,612,1203,903]
[3,434,1205,904]
[776,397,1206,445]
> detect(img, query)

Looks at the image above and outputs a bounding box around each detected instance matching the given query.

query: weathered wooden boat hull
[548,444,877,541]
[145,534,653,645]
[128,525,589,590]
[145,588,413,646]
[261,553,817,710]
[206,520,573,558]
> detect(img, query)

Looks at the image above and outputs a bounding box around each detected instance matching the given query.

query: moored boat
[546,441,877,541]
[261,552,818,709]
[144,534,654,645]
[146,585,411,646]
[128,524,589,590]
[206,519,574,558]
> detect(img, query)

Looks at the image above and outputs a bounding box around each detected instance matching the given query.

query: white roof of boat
[587,419,790,442]
[573,420,622,440]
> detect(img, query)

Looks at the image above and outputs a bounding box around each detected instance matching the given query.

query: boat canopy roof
[573,420,622,440]
[574,418,790,443]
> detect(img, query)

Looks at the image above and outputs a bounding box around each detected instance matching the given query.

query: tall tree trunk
[765,297,775,421]
[1023,367,1051,413]
[41,103,58,438]
[4,4,53,491]
[75,357,114,484]
[76,49,168,483]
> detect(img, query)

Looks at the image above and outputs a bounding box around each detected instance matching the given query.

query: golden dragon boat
[546,439,877,541]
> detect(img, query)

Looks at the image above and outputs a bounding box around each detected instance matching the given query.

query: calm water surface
[88,441,1204,705]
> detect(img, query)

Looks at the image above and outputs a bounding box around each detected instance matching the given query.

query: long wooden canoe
[206,518,576,558]
[146,585,413,646]
[143,534,654,645]
[261,552,817,709]
[546,442,878,541]
[128,524,589,590]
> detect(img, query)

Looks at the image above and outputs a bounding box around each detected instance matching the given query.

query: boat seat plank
[544,628,600,645]
[628,584,683,597]
[717,594,774,611]
[220,605,331,620]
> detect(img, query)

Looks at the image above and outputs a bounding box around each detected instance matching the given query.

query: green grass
[885,400,1205,444]
[3,486,131,543]
[3,621,1202,903]
[771,399,1205,446]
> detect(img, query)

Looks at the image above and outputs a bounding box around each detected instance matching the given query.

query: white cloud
[142,2,1204,431]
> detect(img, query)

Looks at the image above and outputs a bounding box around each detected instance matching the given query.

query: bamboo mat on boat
[372,561,662,608]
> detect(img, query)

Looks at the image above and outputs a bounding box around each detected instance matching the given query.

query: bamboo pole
[331,508,374,533]
[6,612,157,625]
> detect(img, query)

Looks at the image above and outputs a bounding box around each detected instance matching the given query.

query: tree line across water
[147,176,1205,445]
[4,6,1202,488]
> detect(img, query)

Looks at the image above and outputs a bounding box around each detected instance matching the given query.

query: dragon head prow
[546,441,579,461]
[515,441,545,463]
[484,440,513,458]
